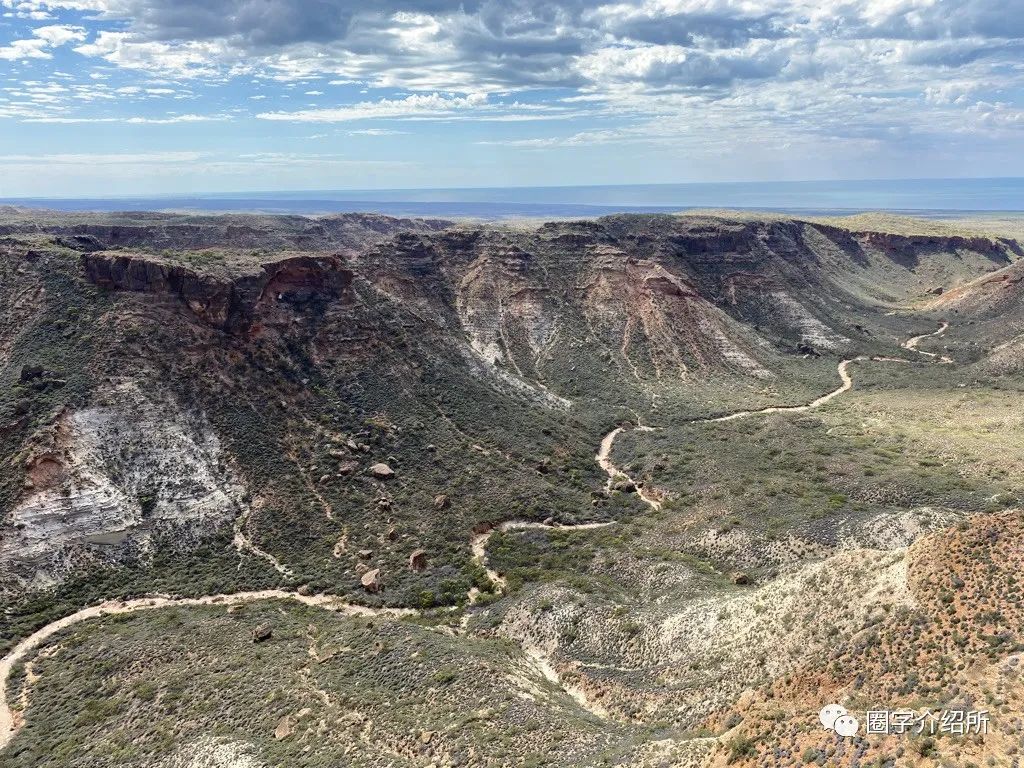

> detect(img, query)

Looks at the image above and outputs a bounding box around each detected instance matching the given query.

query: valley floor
[6,320,1008,768]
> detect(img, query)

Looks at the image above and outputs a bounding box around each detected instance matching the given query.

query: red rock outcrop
[82,252,354,334]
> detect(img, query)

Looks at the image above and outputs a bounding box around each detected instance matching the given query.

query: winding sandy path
[232,511,293,577]
[469,520,618,595]
[0,590,416,751]
[704,357,859,423]
[596,426,662,510]
[594,359,859,505]
[596,321,953,505]
[903,321,953,363]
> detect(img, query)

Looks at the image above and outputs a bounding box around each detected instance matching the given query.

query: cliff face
[0,210,1020,601]
[52,212,1024,390]
[2,383,244,590]
[82,252,354,335]
[355,215,1018,387]
[0,211,451,252]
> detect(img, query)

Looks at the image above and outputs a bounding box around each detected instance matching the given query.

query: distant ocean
[4,178,1023,219]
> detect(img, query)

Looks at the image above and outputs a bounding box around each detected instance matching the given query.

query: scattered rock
[337,460,359,475]
[252,623,273,643]
[731,572,751,586]
[796,342,820,357]
[433,494,449,510]
[409,549,428,571]
[358,549,373,559]
[19,364,44,383]
[613,478,636,493]
[419,730,435,744]
[361,568,382,593]
[385,524,398,541]
[369,462,395,479]
[274,715,293,740]
[928,285,945,295]
[297,584,313,596]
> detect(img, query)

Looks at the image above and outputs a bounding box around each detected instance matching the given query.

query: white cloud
[24,113,231,123]
[74,31,232,78]
[0,38,51,60]
[0,23,85,59]
[2,0,1023,181]
[348,127,408,135]
[0,151,204,164]
[257,91,488,122]
[31,24,86,46]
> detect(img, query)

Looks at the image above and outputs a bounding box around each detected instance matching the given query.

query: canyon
[1,209,1023,767]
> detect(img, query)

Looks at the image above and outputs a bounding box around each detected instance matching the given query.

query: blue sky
[1,0,1023,196]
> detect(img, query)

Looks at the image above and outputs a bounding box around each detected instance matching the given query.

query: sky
[0,0,1023,197]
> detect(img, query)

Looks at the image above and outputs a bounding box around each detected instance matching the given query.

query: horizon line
[4,175,1024,202]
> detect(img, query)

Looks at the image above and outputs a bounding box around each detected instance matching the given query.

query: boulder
[613,478,636,493]
[796,342,820,357]
[409,549,428,571]
[731,572,751,586]
[19,364,45,382]
[433,494,449,509]
[274,715,293,740]
[252,623,273,643]
[369,462,395,479]
[361,568,382,593]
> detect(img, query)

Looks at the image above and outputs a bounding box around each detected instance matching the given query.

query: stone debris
[409,549,428,571]
[369,462,395,479]
[361,568,381,593]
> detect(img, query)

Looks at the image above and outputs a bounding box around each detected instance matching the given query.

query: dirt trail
[232,511,293,577]
[469,520,617,596]
[903,321,953,363]
[465,520,617,719]
[1,523,619,749]
[596,322,953,503]
[594,359,859,504]
[704,357,859,423]
[0,590,416,751]
[596,425,662,510]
